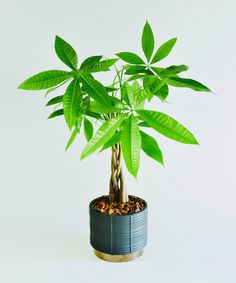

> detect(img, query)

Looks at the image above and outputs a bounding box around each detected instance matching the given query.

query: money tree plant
[18,21,211,203]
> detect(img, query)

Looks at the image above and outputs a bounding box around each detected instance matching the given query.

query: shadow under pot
[89,195,148,262]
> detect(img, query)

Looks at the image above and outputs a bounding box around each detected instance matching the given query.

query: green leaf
[151,38,177,64]
[81,96,90,111]
[167,77,211,92]
[63,78,82,129]
[139,121,150,127]
[121,114,141,177]
[133,90,147,109]
[80,55,102,69]
[89,100,125,114]
[143,76,164,100]
[48,109,64,119]
[65,115,83,151]
[79,71,112,108]
[160,65,189,77]
[85,110,102,120]
[84,59,118,73]
[121,83,130,105]
[55,35,78,70]
[125,65,147,75]
[137,110,198,144]
[116,52,145,64]
[151,67,165,75]
[45,95,63,106]
[100,131,122,152]
[142,21,154,62]
[81,114,127,159]
[125,81,147,109]
[84,117,93,141]
[45,80,70,97]
[140,130,163,165]
[65,128,78,151]
[111,96,128,110]
[154,84,169,101]
[123,82,133,107]
[105,86,118,92]
[18,70,72,90]
[127,74,146,82]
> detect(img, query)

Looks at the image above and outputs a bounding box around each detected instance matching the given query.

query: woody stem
[109,143,128,203]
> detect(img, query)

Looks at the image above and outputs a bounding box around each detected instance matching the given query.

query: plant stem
[109,143,128,203]
[108,67,128,203]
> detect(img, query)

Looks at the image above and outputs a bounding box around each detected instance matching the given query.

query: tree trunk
[109,144,128,203]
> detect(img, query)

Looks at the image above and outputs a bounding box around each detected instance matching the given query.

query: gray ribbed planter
[89,195,148,262]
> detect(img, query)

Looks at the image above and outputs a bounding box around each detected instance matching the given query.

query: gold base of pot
[94,249,144,262]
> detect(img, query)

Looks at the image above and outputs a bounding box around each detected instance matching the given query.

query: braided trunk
[109,143,128,203]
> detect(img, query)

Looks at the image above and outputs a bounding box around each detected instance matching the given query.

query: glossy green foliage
[48,109,64,119]
[79,72,112,108]
[55,36,78,70]
[19,21,211,177]
[81,114,127,160]
[142,21,154,62]
[100,131,122,152]
[137,110,198,144]
[121,114,141,177]
[160,65,189,77]
[143,76,166,101]
[18,70,72,90]
[167,77,211,92]
[151,38,177,63]
[46,95,63,106]
[84,117,93,141]
[80,55,102,69]
[63,78,82,129]
[65,115,83,151]
[140,131,163,165]
[84,59,118,73]
[116,52,145,64]
[125,65,147,75]
[124,81,147,110]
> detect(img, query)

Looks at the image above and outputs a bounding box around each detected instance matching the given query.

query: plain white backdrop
[0,0,235,282]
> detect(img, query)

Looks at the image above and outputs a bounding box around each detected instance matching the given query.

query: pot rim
[89,195,148,217]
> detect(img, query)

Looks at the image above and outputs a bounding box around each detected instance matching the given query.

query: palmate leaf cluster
[18,21,211,177]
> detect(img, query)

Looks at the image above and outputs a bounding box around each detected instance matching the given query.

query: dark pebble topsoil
[93,195,145,215]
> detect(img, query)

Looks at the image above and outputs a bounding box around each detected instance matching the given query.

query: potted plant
[18,21,211,262]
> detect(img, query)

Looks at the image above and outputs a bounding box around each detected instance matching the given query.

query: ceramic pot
[89,195,148,262]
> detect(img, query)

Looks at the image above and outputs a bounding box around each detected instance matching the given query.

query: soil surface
[93,195,145,215]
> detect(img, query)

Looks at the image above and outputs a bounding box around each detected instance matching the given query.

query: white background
[0,0,236,282]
